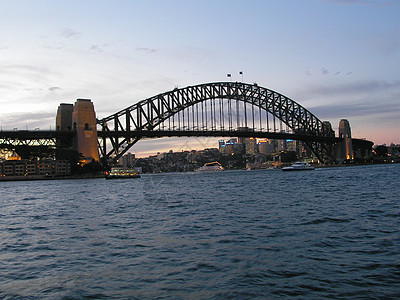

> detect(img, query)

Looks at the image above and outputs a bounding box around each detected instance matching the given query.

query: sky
[1,0,399,157]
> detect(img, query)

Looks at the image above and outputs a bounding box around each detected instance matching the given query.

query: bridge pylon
[56,99,99,164]
[336,119,354,163]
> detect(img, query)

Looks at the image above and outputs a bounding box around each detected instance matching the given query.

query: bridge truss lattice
[97,82,336,164]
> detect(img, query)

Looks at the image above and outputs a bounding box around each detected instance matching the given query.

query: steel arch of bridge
[97,82,335,164]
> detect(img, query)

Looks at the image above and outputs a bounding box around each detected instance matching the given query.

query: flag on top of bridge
[239,71,243,75]
[227,74,231,77]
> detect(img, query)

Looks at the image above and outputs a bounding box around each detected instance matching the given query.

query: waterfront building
[237,127,248,145]
[218,140,226,153]
[258,140,275,155]
[286,140,297,152]
[0,159,71,178]
[277,139,287,152]
[244,137,258,155]
[119,152,136,167]
[298,143,311,159]
[388,143,400,157]
[225,139,237,155]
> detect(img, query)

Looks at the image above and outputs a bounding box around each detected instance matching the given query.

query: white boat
[105,167,141,179]
[195,161,225,172]
[282,161,315,172]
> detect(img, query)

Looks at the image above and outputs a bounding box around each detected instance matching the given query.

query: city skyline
[1,0,399,157]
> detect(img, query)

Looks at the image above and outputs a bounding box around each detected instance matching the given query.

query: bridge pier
[56,99,99,164]
[336,119,354,163]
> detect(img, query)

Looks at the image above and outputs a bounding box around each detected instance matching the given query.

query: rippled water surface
[1,164,400,299]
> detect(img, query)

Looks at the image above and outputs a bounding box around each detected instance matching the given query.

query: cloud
[42,43,65,51]
[22,88,43,91]
[136,47,157,54]
[306,80,400,97]
[326,0,394,6]
[310,97,400,119]
[370,30,400,55]
[305,68,351,77]
[90,43,111,52]
[0,64,55,93]
[90,45,103,52]
[59,28,81,39]
[328,0,368,4]
[0,63,49,75]
[0,83,12,90]
[49,87,62,91]
[0,112,54,126]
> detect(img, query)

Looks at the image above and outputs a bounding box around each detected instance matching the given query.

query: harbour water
[1,164,399,299]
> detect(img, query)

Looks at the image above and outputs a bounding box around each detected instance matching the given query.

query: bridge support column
[56,99,99,164]
[336,119,353,163]
[72,99,99,164]
[56,103,74,150]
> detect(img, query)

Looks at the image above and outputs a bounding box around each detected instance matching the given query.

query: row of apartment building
[0,159,71,178]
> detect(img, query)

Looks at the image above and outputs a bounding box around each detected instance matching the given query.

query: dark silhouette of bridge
[0,82,373,165]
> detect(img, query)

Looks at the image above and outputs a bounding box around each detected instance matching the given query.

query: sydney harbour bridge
[0,82,373,165]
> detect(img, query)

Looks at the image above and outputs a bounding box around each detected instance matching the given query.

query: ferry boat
[195,161,225,172]
[105,167,141,179]
[282,161,315,172]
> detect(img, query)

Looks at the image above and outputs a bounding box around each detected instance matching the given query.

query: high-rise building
[245,137,258,154]
[225,139,236,154]
[218,138,244,154]
[120,152,136,167]
[286,140,297,152]
[218,140,226,153]
[258,140,274,155]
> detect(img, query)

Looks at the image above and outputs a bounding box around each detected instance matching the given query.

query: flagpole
[239,71,243,82]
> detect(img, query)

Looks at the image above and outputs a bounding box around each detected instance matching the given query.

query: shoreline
[0,174,104,182]
[1,161,398,181]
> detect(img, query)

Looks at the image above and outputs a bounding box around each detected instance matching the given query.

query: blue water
[1,164,399,299]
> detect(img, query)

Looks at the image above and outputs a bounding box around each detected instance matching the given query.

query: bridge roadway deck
[0,130,373,147]
[97,130,339,143]
[0,130,75,139]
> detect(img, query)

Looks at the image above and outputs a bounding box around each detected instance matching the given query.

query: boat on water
[195,161,225,172]
[282,161,315,172]
[105,167,141,179]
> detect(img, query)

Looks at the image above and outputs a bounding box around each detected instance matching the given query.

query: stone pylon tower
[337,119,353,162]
[56,104,73,131]
[56,103,74,150]
[72,99,99,164]
[56,99,99,164]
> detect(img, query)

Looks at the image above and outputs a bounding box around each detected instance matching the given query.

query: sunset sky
[1,0,399,156]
